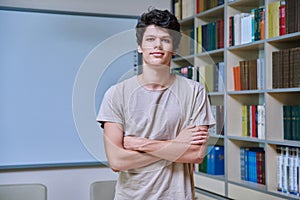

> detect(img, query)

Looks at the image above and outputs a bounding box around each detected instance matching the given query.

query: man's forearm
[123,137,207,163]
[123,125,209,163]
[103,122,161,172]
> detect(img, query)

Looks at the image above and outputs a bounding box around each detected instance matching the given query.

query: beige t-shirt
[97,75,215,200]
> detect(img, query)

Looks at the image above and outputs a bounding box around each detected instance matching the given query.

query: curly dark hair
[135,8,182,50]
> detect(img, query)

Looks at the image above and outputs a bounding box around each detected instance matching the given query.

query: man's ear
[137,45,143,53]
[172,49,178,56]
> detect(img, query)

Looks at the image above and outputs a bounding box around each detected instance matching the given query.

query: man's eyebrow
[144,35,172,38]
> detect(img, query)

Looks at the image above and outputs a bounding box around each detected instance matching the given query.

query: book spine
[289,148,295,194]
[279,3,286,35]
[260,7,265,40]
[257,105,265,139]
[229,16,234,46]
[197,26,202,53]
[242,105,248,137]
[277,146,283,192]
[293,47,300,87]
[241,147,246,180]
[283,146,289,193]
[217,62,224,92]
[282,49,290,88]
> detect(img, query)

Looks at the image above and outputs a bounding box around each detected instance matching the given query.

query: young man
[97,8,215,199]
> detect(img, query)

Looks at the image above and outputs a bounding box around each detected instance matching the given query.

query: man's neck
[138,64,175,90]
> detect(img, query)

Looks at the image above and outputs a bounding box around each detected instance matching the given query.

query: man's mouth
[150,52,164,56]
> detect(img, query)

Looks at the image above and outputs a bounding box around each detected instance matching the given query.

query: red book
[229,16,234,46]
[279,4,286,35]
[251,105,257,138]
[220,19,224,48]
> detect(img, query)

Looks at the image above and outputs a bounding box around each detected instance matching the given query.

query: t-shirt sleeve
[190,84,216,128]
[96,85,124,129]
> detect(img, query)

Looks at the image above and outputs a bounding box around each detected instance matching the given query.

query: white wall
[0,166,118,200]
[0,0,171,16]
[0,1,171,200]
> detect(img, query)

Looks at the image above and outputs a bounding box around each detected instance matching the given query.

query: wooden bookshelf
[172,0,300,199]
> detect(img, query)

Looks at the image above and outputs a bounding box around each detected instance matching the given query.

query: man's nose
[154,38,162,49]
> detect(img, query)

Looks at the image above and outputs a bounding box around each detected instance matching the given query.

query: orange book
[233,66,237,90]
[236,66,241,90]
[260,8,265,40]
[233,66,242,90]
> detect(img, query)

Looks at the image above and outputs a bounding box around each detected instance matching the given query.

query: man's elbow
[193,157,204,164]
[108,160,124,172]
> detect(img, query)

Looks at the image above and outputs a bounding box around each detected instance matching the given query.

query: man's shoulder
[175,75,205,91]
[105,75,138,96]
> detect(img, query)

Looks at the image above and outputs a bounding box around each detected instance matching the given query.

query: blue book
[248,150,257,183]
[207,145,224,175]
[206,145,213,174]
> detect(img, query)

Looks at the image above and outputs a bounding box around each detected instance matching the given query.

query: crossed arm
[103,122,209,172]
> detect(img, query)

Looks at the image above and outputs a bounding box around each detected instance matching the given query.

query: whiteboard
[0,9,138,168]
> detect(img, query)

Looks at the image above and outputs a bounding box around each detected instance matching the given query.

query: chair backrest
[0,184,47,200]
[90,180,116,200]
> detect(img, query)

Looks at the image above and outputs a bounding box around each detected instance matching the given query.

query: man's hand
[174,125,209,145]
[123,136,147,151]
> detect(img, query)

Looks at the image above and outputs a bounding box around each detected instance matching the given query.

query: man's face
[138,25,175,67]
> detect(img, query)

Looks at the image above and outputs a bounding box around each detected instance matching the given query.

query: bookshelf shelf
[196,5,225,19]
[228,40,264,51]
[195,171,226,181]
[267,139,300,147]
[227,90,265,94]
[266,31,300,43]
[227,135,266,143]
[173,0,300,199]
[228,0,263,8]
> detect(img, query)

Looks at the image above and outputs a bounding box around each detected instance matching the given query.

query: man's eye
[162,39,171,43]
[146,38,155,41]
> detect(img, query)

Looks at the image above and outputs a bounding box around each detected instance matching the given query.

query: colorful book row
[229,7,265,46]
[272,47,300,89]
[268,0,300,38]
[240,147,265,185]
[241,105,265,139]
[172,0,194,20]
[172,62,225,93]
[232,58,264,91]
[198,62,225,93]
[197,19,224,53]
[283,105,300,141]
[196,0,224,14]
[276,145,300,197]
[195,145,225,175]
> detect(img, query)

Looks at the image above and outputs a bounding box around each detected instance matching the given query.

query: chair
[0,183,47,200]
[90,180,116,200]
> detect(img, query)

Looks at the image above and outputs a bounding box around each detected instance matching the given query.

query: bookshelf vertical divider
[172,0,300,199]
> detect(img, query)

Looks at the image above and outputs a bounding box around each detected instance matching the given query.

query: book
[279,2,286,35]
[197,25,202,53]
[240,147,265,184]
[283,105,300,141]
[268,1,280,38]
[206,145,225,175]
[257,105,265,139]
[277,146,283,192]
[272,47,300,89]
[242,105,249,137]
[277,145,300,197]
[233,66,241,90]
[240,13,252,44]
[229,16,235,46]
